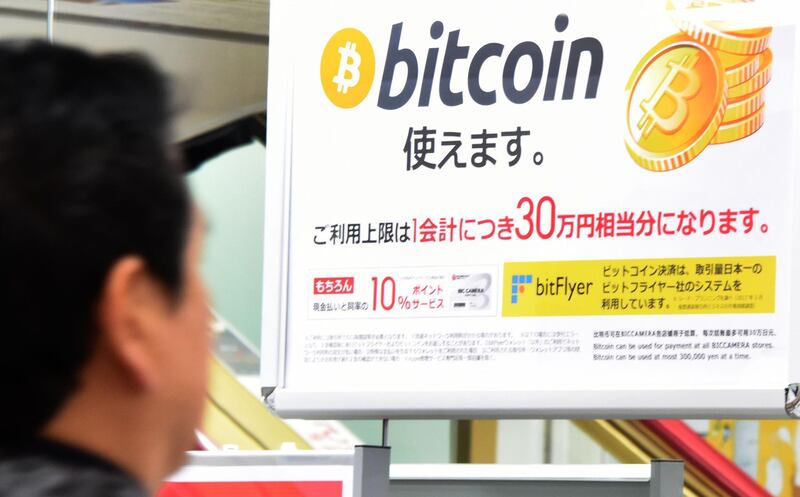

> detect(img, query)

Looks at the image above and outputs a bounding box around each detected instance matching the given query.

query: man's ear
[95,256,167,391]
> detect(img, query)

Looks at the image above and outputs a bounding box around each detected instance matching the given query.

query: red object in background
[158,481,343,497]
[642,420,771,497]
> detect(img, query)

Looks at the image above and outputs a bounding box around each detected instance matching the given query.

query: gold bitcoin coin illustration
[666,0,772,55]
[320,28,375,109]
[722,88,764,122]
[680,24,772,55]
[728,48,772,99]
[712,104,765,143]
[625,35,727,171]
[719,51,760,87]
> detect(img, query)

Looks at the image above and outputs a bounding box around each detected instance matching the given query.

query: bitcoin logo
[321,28,375,108]
[625,35,726,171]
[638,53,701,138]
[333,41,361,94]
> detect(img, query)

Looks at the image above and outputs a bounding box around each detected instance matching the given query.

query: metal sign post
[47,0,55,42]
[354,446,391,497]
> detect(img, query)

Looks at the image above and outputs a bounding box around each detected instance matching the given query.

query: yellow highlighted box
[503,256,775,317]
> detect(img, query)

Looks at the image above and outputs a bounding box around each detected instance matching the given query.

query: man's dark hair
[0,41,190,445]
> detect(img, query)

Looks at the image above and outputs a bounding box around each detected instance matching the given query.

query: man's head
[0,40,210,482]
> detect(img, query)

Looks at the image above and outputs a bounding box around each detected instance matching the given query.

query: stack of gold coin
[668,1,772,144]
[624,1,774,171]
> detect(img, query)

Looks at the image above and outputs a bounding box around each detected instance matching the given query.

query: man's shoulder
[0,441,147,497]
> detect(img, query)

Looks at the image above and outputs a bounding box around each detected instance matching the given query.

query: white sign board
[262,0,800,418]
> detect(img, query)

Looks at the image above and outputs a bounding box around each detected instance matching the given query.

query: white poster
[264,0,800,417]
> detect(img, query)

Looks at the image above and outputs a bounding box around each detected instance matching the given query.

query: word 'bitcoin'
[321,15,605,110]
[379,15,603,110]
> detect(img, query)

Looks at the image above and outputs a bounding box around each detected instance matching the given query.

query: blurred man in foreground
[0,41,211,496]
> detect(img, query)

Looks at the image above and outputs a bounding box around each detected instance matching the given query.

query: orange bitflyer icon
[626,0,773,171]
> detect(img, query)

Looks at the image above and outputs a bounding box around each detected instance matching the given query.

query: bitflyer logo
[320,28,376,108]
[625,0,773,172]
[510,274,533,304]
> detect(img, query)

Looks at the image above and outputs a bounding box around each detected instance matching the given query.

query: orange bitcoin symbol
[625,35,726,171]
[320,28,375,109]
[638,53,702,138]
